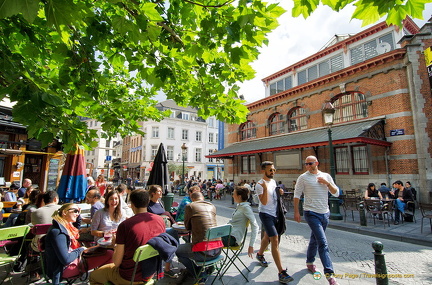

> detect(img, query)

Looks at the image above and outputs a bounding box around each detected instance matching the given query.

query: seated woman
[91,190,126,241]
[147,185,179,278]
[364,183,382,200]
[222,186,259,258]
[147,185,176,226]
[45,203,113,285]
[214,180,224,200]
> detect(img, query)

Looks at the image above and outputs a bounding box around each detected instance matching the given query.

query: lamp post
[322,101,342,220]
[214,149,218,180]
[180,143,187,196]
[322,101,336,182]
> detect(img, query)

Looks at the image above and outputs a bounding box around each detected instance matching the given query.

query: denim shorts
[259,212,278,237]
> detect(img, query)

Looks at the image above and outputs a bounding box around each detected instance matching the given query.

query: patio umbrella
[147,143,170,195]
[57,145,87,202]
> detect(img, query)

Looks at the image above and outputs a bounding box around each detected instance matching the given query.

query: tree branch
[157,22,184,46]
[182,0,235,8]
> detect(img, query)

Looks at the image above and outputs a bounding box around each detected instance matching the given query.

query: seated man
[31,191,61,225]
[79,189,104,243]
[390,180,414,225]
[89,189,166,285]
[175,192,221,284]
[175,185,201,222]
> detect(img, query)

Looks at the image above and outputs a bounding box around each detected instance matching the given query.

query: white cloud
[238,2,432,103]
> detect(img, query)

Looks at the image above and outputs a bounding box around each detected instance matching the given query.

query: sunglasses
[305,162,316,166]
[268,169,276,172]
[67,208,80,214]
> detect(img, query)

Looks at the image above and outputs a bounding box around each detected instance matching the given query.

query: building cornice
[261,19,418,85]
[248,49,406,111]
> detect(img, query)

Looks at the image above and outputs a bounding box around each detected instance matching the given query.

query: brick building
[209,18,432,202]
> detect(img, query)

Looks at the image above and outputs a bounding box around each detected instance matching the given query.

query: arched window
[268,113,284,135]
[239,121,256,141]
[333,92,368,123]
[287,107,307,132]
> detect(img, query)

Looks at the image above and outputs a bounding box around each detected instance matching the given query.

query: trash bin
[329,196,343,220]
[161,193,175,211]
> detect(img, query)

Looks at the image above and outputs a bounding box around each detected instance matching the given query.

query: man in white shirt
[255,161,293,284]
[294,156,340,285]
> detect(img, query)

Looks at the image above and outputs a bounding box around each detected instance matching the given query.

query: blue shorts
[259,212,278,237]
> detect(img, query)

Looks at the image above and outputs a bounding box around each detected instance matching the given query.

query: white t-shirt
[255,179,278,217]
[294,171,339,214]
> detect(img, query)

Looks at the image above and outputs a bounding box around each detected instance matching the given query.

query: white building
[82,100,224,183]
[138,100,223,182]
[82,118,122,180]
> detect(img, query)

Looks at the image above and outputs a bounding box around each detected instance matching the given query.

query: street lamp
[322,101,336,182]
[214,149,218,180]
[322,101,342,220]
[180,143,187,196]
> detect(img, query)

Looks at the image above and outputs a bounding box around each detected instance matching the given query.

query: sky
[237,2,432,104]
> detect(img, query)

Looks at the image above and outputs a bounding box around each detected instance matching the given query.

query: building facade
[120,100,223,183]
[210,18,432,202]
[82,118,121,180]
[0,104,63,191]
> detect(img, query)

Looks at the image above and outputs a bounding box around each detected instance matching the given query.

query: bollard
[359,201,367,226]
[372,241,388,285]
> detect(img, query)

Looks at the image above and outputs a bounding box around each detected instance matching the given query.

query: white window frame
[167,146,174,161]
[195,148,202,162]
[152,126,159,138]
[196,131,202,142]
[167,127,175,139]
[182,129,188,140]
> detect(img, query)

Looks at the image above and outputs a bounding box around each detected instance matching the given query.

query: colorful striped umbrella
[57,145,87,202]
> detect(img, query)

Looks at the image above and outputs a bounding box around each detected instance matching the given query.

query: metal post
[328,127,336,182]
[181,155,185,196]
[372,241,388,285]
[327,126,342,220]
[359,201,367,226]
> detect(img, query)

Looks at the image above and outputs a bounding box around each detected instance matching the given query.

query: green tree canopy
[0,0,428,151]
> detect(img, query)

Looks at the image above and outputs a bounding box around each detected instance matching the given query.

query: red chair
[26,224,52,282]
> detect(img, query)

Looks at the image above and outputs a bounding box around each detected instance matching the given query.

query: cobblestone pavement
[4,195,432,285]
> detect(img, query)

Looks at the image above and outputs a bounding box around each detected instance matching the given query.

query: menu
[47,158,60,191]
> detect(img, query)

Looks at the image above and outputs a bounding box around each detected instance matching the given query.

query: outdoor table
[97,237,114,248]
[172,222,190,243]
[172,222,188,233]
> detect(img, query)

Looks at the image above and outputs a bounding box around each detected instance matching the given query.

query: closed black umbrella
[147,143,170,195]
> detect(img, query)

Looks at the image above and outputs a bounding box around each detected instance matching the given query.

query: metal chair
[419,203,432,233]
[219,226,250,281]
[345,190,358,200]
[282,192,294,212]
[191,224,232,285]
[403,201,416,223]
[0,225,30,285]
[342,196,359,221]
[30,224,52,282]
[364,200,392,228]
[130,244,159,285]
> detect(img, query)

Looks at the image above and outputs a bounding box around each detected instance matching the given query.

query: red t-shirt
[95,181,106,196]
[116,212,165,281]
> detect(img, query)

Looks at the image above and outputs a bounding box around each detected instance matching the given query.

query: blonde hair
[52,203,76,231]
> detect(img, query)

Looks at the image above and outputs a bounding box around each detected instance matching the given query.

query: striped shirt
[294,171,339,214]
